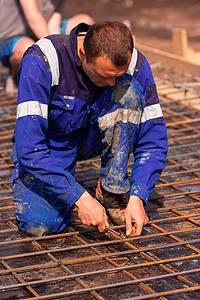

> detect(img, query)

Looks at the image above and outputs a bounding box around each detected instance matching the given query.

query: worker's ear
[79,47,86,61]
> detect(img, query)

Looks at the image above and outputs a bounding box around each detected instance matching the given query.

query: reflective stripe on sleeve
[16,101,48,119]
[35,38,59,86]
[98,108,141,130]
[141,103,163,123]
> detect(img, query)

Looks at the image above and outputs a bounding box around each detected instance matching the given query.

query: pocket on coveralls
[49,95,75,134]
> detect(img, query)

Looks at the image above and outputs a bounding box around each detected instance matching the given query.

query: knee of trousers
[18,222,51,237]
[15,203,72,237]
[12,173,71,237]
[15,205,72,237]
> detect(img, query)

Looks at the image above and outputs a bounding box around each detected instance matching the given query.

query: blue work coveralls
[10,23,168,236]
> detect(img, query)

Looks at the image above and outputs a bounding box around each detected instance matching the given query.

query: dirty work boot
[95,179,128,225]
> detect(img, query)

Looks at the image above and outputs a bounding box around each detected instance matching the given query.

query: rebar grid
[0,64,200,299]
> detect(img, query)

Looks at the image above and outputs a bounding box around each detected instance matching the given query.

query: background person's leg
[0,36,35,93]
[61,14,94,35]
[9,37,35,76]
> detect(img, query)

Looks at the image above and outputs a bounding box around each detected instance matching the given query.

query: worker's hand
[124,195,149,237]
[75,191,109,232]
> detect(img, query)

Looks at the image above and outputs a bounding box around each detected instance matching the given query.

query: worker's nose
[105,77,116,86]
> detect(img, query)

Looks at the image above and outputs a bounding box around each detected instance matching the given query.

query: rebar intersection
[0,64,200,299]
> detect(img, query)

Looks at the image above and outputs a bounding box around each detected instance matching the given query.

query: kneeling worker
[11,21,168,237]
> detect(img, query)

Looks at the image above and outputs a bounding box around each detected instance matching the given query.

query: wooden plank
[172,28,188,57]
[136,42,200,77]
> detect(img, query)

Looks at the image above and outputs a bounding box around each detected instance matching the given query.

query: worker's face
[82,55,131,87]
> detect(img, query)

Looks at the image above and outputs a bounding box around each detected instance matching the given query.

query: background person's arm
[19,0,50,39]
[47,12,62,34]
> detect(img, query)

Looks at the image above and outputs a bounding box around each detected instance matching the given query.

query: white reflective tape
[17,101,48,119]
[35,38,59,86]
[63,96,75,100]
[98,108,141,130]
[127,48,138,75]
[141,103,163,123]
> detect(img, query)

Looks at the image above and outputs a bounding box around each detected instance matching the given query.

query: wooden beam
[136,42,200,77]
[172,28,188,57]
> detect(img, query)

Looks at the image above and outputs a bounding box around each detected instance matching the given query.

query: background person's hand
[124,195,149,237]
[75,191,109,232]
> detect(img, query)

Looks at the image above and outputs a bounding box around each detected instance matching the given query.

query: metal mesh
[0,63,200,299]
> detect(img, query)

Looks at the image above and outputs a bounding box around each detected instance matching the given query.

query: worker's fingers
[98,210,109,232]
[76,191,110,233]
[128,214,149,237]
[125,214,133,237]
[98,224,105,233]
[125,196,150,237]
[105,213,109,229]
[134,223,143,236]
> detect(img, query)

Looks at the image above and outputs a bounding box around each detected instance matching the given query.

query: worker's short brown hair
[84,21,133,66]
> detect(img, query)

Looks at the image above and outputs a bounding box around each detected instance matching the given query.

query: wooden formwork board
[136,42,200,79]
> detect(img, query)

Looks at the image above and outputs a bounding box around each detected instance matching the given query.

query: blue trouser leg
[91,74,144,194]
[77,112,132,194]
[13,171,71,236]
[12,124,102,237]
